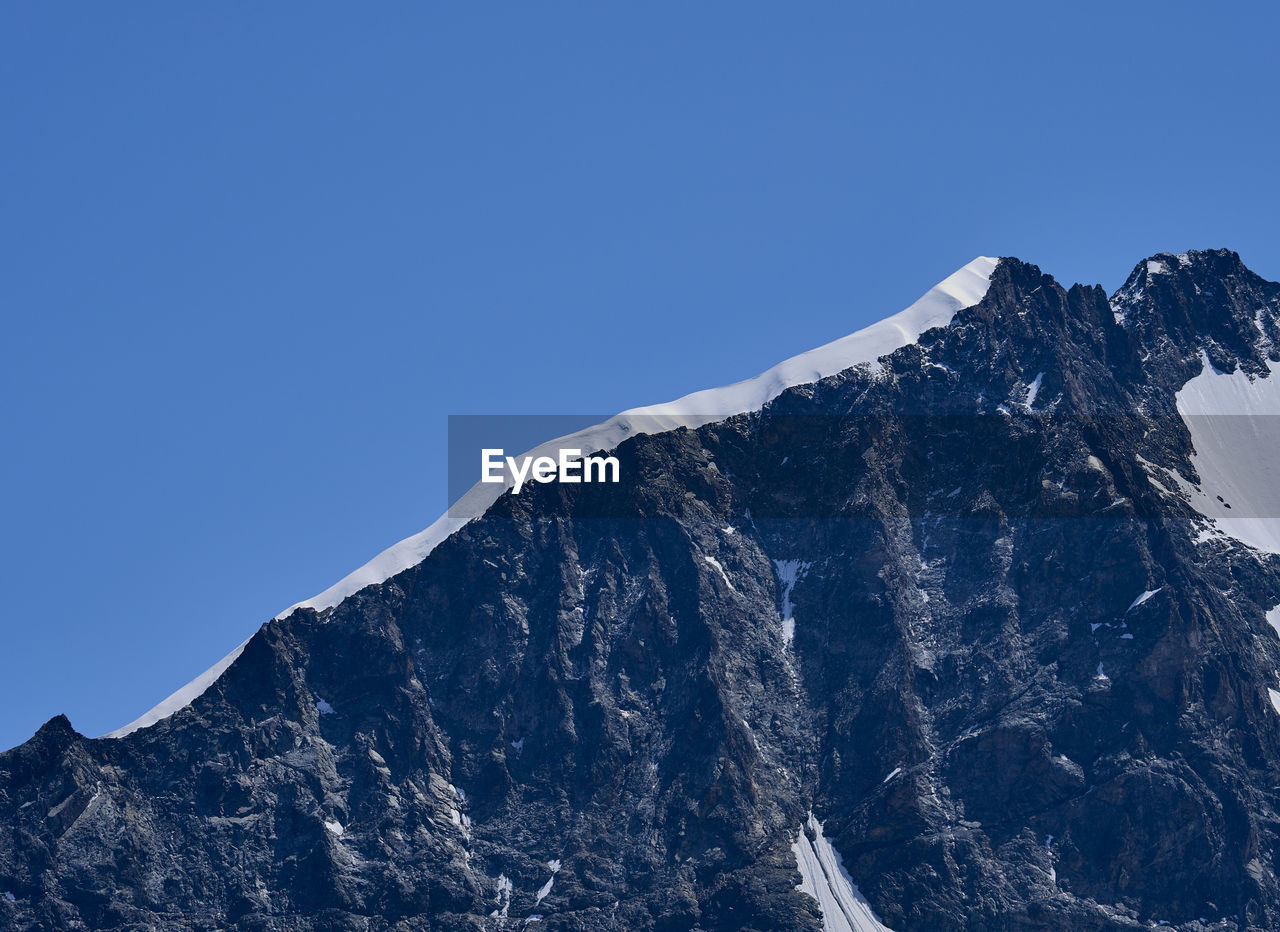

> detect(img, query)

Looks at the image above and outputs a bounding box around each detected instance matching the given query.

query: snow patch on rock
[1175,352,1280,554]
[1025,372,1044,409]
[1127,588,1162,612]
[703,555,737,592]
[534,861,562,906]
[774,559,811,643]
[792,813,894,931]
[492,874,513,919]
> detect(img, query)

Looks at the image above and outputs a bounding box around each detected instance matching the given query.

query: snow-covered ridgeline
[102,257,998,738]
[1174,351,1280,555]
[792,813,894,932]
[280,255,997,621]
[104,637,252,738]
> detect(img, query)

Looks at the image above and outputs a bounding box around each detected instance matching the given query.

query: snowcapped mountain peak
[276,256,1000,616]
[19,249,1280,931]
[101,256,999,738]
[273,257,999,619]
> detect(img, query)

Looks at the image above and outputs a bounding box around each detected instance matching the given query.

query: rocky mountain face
[5,251,1280,931]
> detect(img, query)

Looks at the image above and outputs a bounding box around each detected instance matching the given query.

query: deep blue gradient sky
[3,3,1278,750]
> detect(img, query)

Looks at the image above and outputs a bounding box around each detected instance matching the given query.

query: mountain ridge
[104,256,1000,741]
[6,249,1280,931]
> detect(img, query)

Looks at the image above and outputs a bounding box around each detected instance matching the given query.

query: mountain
[5,250,1280,931]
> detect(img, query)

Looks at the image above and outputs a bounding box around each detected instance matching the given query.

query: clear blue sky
[3,2,1277,750]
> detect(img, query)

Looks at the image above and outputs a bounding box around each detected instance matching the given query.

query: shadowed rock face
[5,251,1280,931]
